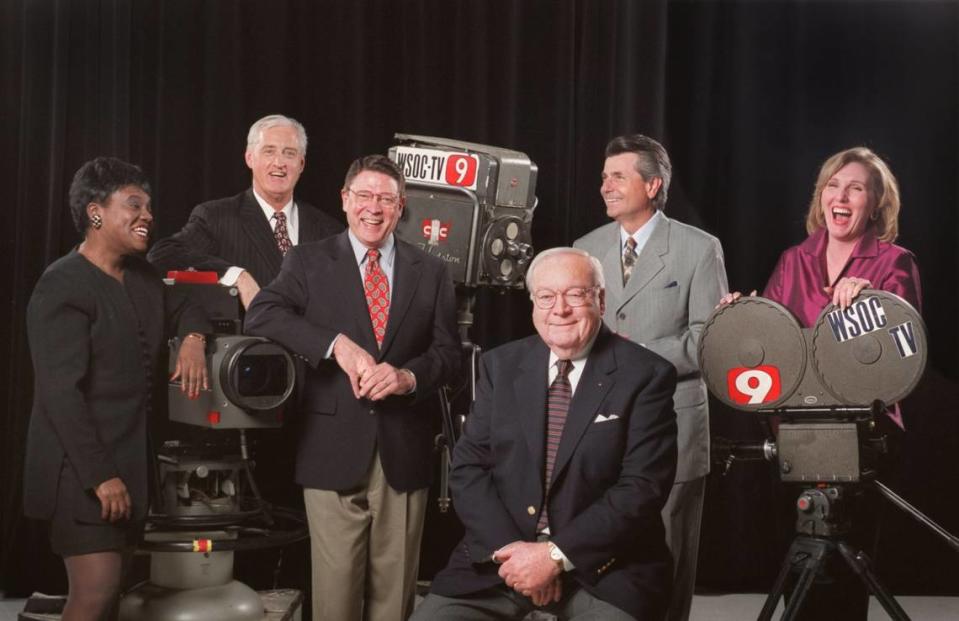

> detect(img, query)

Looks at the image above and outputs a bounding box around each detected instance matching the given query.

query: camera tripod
[435,288,481,512]
[759,478,959,621]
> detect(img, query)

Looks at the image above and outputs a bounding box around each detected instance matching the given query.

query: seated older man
[414,247,678,621]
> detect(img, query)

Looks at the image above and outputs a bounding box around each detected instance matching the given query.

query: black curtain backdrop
[3,0,958,600]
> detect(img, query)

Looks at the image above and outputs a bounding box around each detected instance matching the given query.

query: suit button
[527,506,536,515]
[369,408,376,415]
[618,312,626,320]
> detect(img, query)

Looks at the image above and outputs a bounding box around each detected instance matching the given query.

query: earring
[870,209,879,221]
[91,213,103,229]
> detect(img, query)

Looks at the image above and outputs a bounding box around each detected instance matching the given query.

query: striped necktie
[537,359,572,531]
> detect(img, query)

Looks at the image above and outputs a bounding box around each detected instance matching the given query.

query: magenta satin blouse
[762,227,922,329]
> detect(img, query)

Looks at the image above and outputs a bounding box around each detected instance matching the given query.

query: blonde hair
[805,146,900,243]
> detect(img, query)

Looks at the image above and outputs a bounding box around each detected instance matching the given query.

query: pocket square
[664,281,678,288]
[594,413,620,423]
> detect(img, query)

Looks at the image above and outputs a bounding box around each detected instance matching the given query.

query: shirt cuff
[325,334,341,360]
[220,266,245,287]
[552,542,575,571]
[399,368,417,394]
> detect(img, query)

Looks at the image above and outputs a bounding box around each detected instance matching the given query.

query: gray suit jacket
[575,215,727,481]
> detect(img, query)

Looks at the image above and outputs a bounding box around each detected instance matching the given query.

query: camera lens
[219,337,296,411]
[235,354,288,397]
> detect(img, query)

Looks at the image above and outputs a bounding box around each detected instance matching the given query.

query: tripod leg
[759,537,834,621]
[759,539,823,621]
[837,542,911,621]
[758,553,793,621]
[779,560,819,621]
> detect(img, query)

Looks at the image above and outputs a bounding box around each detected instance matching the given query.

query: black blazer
[24,252,210,522]
[429,326,678,620]
[147,189,343,286]
[244,231,460,492]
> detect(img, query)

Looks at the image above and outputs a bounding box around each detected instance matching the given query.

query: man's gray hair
[525,247,605,291]
[246,114,308,156]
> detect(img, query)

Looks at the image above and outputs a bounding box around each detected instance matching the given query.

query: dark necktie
[622,236,638,285]
[537,359,573,531]
[364,249,390,347]
[273,211,292,255]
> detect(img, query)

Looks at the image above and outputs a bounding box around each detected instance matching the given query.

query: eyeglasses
[531,287,599,310]
[347,188,401,208]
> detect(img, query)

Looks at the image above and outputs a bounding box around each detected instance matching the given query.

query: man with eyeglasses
[148,114,342,308]
[574,134,728,621]
[415,247,677,621]
[245,154,460,621]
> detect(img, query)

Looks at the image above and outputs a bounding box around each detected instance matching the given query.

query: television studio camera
[388,133,538,510]
[699,290,959,620]
[120,273,307,621]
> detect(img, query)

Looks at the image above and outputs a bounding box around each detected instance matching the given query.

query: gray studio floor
[3,593,959,620]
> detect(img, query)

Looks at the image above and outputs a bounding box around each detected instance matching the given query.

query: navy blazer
[243,231,460,492]
[148,189,342,286]
[24,252,210,523]
[429,326,678,620]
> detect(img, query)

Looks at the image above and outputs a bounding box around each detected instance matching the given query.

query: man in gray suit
[574,134,727,621]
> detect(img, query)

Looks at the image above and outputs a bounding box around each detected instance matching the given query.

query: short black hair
[342,154,405,197]
[69,157,151,234]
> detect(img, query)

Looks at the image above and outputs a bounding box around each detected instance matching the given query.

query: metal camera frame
[699,293,958,621]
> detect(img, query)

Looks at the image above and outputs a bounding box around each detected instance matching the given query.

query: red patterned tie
[273,212,292,255]
[537,359,572,531]
[364,249,390,347]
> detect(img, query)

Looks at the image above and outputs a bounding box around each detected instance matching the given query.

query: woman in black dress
[24,157,210,620]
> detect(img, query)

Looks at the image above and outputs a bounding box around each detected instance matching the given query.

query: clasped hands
[494,541,563,607]
[333,335,413,400]
[717,276,872,310]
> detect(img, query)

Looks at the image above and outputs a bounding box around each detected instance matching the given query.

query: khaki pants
[304,452,428,621]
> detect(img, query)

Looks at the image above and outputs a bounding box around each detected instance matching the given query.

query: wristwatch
[547,541,564,569]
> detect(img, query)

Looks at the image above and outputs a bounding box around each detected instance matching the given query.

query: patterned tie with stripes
[537,358,573,531]
[622,236,638,285]
[273,211,293,255]
[364,249,390,347]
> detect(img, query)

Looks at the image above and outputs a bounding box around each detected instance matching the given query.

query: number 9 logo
[445,154,477,187]
[726,366,782,405]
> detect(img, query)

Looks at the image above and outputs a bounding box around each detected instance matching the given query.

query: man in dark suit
[414,247,678,621]
[146,115,343,560]
[244,154,460,621]
[148,114,342,307]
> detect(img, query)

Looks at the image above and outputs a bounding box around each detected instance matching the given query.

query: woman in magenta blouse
[722,146,921,620]
[761,146,921,325]
[723,146,922,323]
